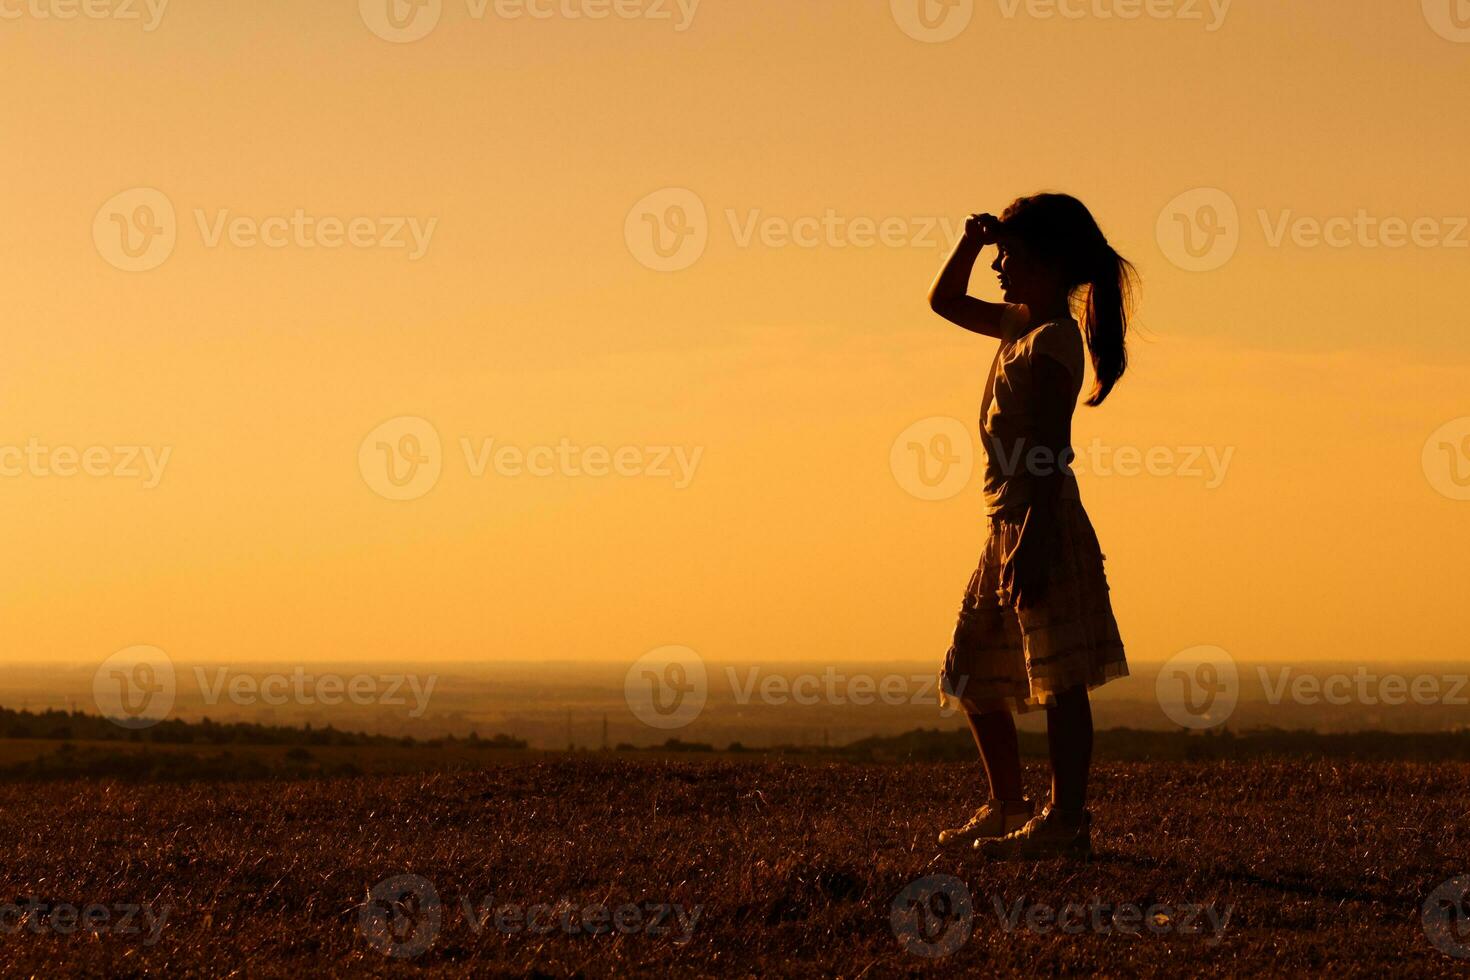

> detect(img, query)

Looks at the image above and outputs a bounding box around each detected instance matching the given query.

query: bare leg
[1044,685,1093,814]
[964,708,1024,802]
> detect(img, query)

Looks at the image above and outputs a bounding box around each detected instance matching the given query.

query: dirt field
[1,759,1468,977]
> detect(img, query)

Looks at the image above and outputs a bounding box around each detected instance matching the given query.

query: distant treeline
[7,707,1470,769]
[0,707,525,750]
[834,727,1470,763]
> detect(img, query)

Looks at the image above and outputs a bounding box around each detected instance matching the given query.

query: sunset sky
[2,0,1467,674]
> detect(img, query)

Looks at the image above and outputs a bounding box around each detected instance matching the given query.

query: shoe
[977,804,1091,860]
[937,799,1034,848]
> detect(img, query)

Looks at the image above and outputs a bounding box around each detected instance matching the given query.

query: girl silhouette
[927,193,1134,859]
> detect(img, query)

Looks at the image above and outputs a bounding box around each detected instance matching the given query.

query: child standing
[926,194,1135,859]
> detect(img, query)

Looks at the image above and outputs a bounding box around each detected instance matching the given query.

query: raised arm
[927,213,1010,338]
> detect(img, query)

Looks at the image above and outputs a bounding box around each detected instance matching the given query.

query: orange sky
[2,0,1467,671]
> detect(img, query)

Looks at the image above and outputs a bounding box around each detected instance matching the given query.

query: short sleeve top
[980,305,1086,515]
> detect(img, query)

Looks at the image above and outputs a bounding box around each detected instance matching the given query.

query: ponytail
[999,193,1139,408]
[1081,247,1136,407]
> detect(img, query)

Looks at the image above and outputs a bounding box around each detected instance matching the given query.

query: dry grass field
[2,759,1468,977]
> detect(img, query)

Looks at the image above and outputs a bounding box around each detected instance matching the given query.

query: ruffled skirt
[939,499,1128,714]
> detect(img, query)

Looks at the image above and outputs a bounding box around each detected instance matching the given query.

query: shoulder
[998,304,1029,343]
[1017,319,1084,378]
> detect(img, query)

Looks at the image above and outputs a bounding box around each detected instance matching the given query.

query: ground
[1,760,1467,977]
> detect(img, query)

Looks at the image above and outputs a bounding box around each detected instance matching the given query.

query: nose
[990,254,1003,273]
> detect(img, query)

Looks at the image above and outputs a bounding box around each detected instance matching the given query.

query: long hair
[1001,194,1137,406]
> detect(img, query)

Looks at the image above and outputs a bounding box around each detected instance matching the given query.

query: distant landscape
[8,705,1470,785]
[6,658,1466,750]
